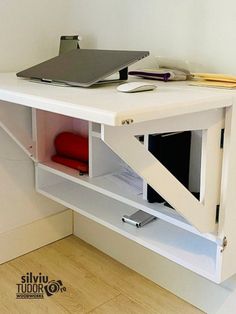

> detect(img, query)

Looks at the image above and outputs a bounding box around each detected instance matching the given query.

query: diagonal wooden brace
[0,101,36,159]
[102,110,224,233]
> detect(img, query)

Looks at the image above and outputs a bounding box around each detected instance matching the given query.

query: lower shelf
[36,166,222,282]
[37,161,218,243]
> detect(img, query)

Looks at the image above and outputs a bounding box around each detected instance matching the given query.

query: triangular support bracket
[102,109,224,233]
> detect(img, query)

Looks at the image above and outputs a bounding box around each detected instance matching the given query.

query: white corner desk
[0,73,236,283]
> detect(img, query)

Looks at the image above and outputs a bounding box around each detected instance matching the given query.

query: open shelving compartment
[33,109,224,283]
[36,166,221,282]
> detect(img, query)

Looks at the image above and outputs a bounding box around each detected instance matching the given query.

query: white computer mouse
[117,81,157,93]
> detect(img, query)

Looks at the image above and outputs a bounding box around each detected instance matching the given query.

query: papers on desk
[190,73,236,89]
[105,166,143,196]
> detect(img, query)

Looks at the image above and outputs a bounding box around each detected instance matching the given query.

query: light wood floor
[0,236,203,313]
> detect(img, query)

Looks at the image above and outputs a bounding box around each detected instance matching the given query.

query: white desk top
[0,73,234,126]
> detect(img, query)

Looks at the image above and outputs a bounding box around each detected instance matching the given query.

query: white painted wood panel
[89,133,123,177]
[34,109,88,162]
[0,73,233,126]
[0,101,35,159]
[219,105,236,282]
[37,161,219,243]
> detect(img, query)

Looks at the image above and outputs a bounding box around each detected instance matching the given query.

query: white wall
[0,0,75,72]
[71,0,236,75]
[0,0,79,232]
[70,1,236,313]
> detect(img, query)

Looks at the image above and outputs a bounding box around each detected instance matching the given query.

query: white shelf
[36,167,219,281]
[37,161,218,243]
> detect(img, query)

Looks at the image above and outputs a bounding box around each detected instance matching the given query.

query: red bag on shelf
[54,132,88,162]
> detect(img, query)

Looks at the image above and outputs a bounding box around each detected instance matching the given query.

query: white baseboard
[0,209,72,264]
[74,213,236,314]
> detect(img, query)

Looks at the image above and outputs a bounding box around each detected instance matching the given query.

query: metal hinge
[121,119,134,125]
[220,129,225,148]
[215,205,220,223]
[221,236,228,252]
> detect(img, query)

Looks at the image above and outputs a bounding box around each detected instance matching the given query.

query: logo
[16,272,66,299]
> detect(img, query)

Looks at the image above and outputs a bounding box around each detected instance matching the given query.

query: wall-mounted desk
[0,73,236,283]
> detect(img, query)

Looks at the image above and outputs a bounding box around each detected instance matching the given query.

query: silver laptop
[17,49,149,87]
